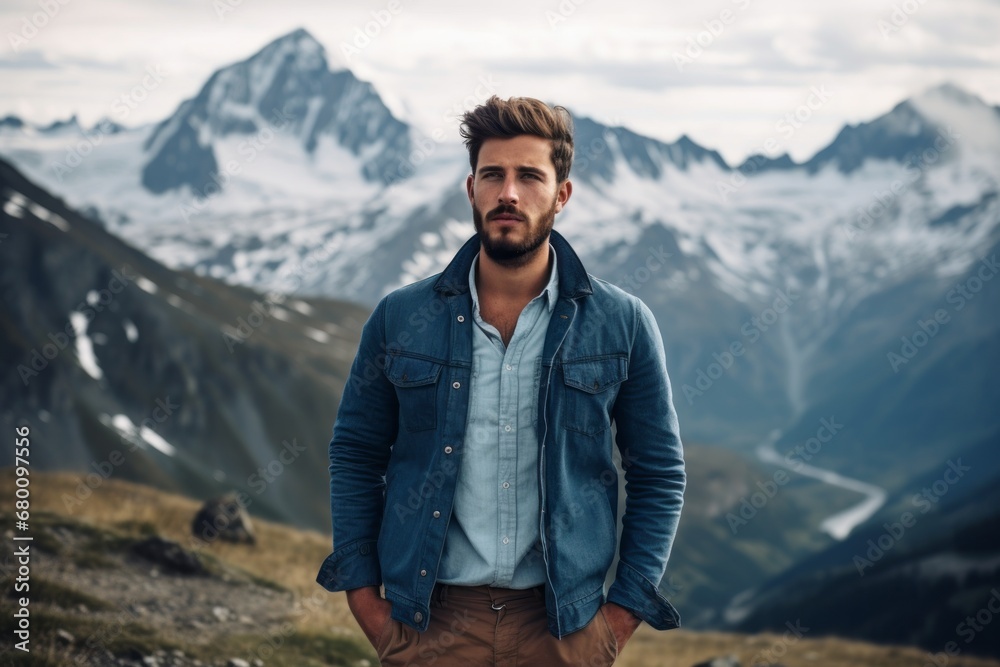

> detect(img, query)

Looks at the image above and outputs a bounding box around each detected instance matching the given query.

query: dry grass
[621,627,1000,667]
[0,469,355,635]
[3,469,999,667]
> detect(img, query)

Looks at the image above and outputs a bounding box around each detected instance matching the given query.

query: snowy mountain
[141,28,412,195]
[3,29,1000,647]
[1,28,998,496]
[0,155,369,529]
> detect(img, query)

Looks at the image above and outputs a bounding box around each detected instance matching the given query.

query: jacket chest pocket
[385,355,443,432]
[559,354,628,436]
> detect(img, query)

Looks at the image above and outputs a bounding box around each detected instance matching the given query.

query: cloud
[0,0,997,163]
[0,50,57,69]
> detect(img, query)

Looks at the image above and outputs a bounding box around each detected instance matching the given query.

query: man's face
[466,135,572,267]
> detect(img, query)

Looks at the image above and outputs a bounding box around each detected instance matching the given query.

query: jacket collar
[434,228,593,299]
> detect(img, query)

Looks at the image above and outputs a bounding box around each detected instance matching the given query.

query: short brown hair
[459,95,574,182]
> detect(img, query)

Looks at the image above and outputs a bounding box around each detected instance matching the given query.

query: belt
[432,583,545,612]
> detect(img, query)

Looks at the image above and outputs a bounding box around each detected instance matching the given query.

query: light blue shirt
[437,244,559,588]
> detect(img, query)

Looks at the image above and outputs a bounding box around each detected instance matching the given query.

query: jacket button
[452,381,461,389]
[433,510,441,518]
[420,569,427,577]
[414,611,424,623]
[457,315,465,322]
[359,543,370,555]
[444,446,453,454]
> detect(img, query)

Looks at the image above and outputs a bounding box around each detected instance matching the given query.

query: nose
[498,174,519,205]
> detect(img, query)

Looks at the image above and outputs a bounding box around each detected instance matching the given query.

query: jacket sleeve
[606,297,686,629]
[316,296,399,593]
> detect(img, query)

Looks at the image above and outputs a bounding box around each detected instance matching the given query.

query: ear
[466,173,475,205]
[554,178,573,214]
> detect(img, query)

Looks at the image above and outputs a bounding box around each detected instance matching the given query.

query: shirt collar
[468,243,560,314]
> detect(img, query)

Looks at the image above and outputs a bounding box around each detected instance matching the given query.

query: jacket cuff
[315,539,381,592]
[606,560,681,630]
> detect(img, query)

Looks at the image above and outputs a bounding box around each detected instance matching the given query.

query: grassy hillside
[4,470,999,667]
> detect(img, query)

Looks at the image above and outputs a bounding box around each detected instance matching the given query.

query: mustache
[486,205,526,221]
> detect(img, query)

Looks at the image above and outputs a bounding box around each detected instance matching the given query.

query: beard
[472,197,557,268]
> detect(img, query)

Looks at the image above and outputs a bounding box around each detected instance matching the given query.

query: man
[316,95,685,666]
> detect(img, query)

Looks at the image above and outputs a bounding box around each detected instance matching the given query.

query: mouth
[490,213,525,223]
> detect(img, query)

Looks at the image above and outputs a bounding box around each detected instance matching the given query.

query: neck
[475,241,552,302]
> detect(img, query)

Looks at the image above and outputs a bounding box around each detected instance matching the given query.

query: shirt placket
[496,327,520,582]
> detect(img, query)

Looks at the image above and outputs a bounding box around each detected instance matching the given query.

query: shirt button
[502,537,510,545]
[502,481,510,489]
[452,381,461,389]
[457,315,465,322]
[444,446,453,454]
[505,364,512,371]
[504,424,512,432]
[420,569,427,577]
[414,611,424,623]
[433,510,441,518]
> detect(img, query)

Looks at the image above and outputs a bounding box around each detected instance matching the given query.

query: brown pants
[375,584,619,666]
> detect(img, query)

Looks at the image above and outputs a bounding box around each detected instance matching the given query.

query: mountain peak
[906,81,1000,153]
[140,28,412,194]
[801,81,994,174]
[913,82,982,107]
[40,114,80,133]
[248,26,333,80]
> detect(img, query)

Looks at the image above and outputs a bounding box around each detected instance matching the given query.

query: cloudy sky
[1,0,998,165]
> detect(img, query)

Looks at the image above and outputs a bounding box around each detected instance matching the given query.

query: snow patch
[136,276,158,294]
[106,413,177,456]
[123,318,139,342]
[69,311,103,380]
[289,300,313,315]
[304,326,330,342]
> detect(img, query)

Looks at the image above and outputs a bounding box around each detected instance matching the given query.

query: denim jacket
[316,229,686,637]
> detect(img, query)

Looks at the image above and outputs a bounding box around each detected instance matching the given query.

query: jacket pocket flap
[562,355,627,393]
[385,355,442,387]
